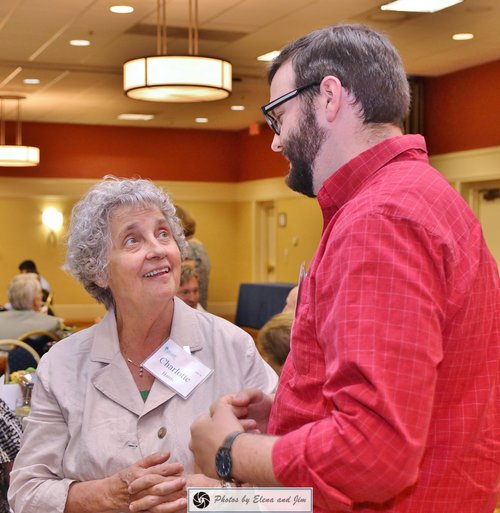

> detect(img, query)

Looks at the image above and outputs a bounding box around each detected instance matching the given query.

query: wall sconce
[42,208,63,232]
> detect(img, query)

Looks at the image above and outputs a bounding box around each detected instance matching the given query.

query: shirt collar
[317,134,428,226]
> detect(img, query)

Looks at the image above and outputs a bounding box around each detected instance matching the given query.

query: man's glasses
[261,82,320,135]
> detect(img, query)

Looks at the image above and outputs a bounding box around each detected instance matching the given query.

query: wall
[0,122,240,182]
[275,197,322,281]
[175,199,240,303]
[0,194,100,320]
[430,146,500,267]
[424,60,500,155]
[0,59,499,320]
[0,58,498,183]
[236,125,288,181]
[0,176,324,320]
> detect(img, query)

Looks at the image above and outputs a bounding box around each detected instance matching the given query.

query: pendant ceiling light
[0,95,39,167]
[123,0,232,103]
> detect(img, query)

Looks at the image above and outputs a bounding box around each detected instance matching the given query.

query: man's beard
[284,103,327,198]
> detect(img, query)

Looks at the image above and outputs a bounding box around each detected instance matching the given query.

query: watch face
[215,447,232,480]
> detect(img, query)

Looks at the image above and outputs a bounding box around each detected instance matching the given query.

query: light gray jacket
[9,297,277,513]
[0,310,59,340]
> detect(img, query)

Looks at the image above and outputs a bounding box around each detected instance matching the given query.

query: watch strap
[217,431,245,483]
[221,430,244,450]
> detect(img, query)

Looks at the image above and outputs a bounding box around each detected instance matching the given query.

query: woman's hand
[124,456,186,513]
[110,453,186,512]
[65,453,185,513]
[130,474,220,513]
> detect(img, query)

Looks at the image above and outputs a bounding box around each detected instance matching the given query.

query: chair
[0,339,40,373]
[18,330,59,357]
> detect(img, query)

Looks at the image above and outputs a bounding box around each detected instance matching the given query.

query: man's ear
[320,75,342,122]
[32,295,41,312]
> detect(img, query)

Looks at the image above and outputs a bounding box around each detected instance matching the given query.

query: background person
[177,262,205,312]
[190,24,500,513]
[282,285,298,314]
[175,205,211,310]
[258,311,293,375]
[18,259,51,295]
[18,260,54,315]
[0,398,22,513]
[0,274,60,340]
[9,176,277,513]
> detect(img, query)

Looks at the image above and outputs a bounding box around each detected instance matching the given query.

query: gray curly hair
[65,176,187,309]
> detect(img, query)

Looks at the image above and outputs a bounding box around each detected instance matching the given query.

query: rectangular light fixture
[380,0,463,13]
[117,113,155,121]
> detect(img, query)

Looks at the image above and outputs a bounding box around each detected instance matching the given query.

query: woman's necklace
[125,354,144,378]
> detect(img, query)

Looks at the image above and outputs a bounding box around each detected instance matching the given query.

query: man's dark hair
[18,259,38,274]
[269,24,410,127]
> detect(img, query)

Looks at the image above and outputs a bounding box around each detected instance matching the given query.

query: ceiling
[0,0,498,132]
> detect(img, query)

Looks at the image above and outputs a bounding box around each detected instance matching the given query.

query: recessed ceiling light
[195,118,208,123]
[231,105,245,111]
[110,5,134,14]
[70,39,91,47]
[452,33,474,40]
[117,113,155,121]
[257,51,280,62]
[23,78,40,85]
[380,0,463,13]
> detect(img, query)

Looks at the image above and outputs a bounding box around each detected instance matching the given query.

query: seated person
[0,398,22,513]
[282,285,298,314]
[176,262,206,312]
[258,311,294,374]
[18,259,51,294]
[0,274,60,344]
[18,260,54,315]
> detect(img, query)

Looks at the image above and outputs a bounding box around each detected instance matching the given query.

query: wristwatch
[215,431,244,483]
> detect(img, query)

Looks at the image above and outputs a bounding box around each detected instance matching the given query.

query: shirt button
[157,427,167,439]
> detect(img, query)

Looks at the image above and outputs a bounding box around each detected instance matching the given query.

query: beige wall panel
[430,146,500,183]
[478,191,500,268]
[430,145,500,270]
[275,197,322,283]
[235,201,255,286]
[11,148,500,323]
[173,200,239,303]
[0,196,92,308]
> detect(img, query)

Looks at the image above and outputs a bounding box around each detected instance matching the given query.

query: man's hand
[190,396,245,478]
[227,388,274,434]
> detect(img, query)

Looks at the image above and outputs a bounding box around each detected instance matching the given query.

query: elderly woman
[9,177,277,513]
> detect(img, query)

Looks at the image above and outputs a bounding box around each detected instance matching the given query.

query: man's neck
[312,123,403,195]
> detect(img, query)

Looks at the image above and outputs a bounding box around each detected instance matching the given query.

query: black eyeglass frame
[261,82,320,135]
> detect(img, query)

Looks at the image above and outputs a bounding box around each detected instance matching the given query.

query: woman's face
[100,204,181,309]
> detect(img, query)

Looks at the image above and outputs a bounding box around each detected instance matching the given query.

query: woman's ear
[95,274,108,289]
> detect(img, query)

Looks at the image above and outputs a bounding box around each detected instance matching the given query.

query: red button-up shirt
[268,135,500,512]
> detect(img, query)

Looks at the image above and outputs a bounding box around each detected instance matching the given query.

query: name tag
[142,338,213,399]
